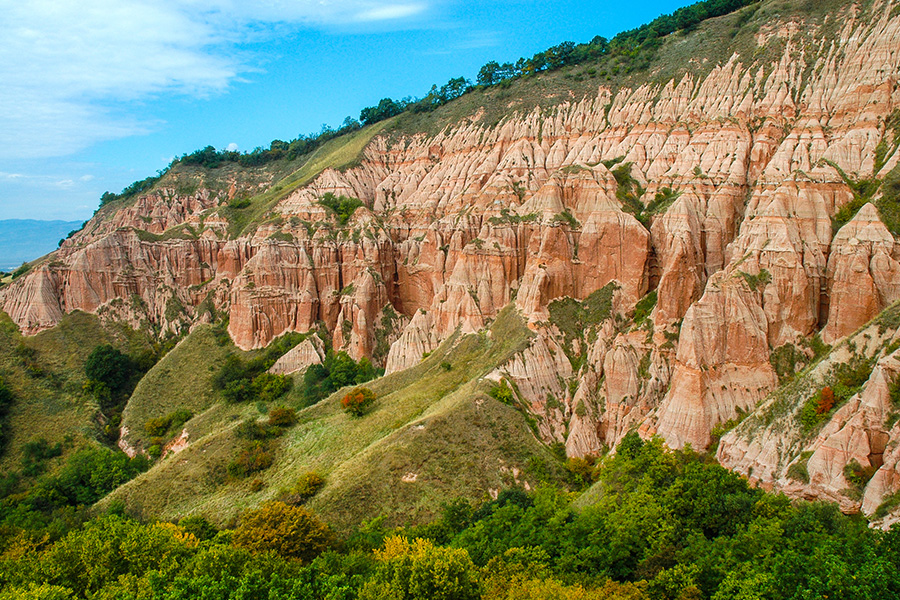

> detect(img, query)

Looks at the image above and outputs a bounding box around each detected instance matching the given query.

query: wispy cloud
[0,0,430,160]
[355,3,427,21]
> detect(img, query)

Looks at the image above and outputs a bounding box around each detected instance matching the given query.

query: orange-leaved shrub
[816,386,835,415]
[341,387,376,417]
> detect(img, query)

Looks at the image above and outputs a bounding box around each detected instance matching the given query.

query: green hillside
[100,306,563,529]
[0,311,155,475]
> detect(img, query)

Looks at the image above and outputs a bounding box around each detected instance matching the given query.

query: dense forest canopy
[1,435,898,599]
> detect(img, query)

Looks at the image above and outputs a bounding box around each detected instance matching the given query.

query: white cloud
[355,3,427,21]
[226,142,239,151]
[0,0,431,160]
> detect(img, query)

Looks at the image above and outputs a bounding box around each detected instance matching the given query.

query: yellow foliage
[361,535,480,600]
[375,535,434,561]
[153,522,198,548]
[232,501,332,563]
[1,531,50,560]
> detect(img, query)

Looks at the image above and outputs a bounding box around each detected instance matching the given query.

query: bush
[293,472,325,503]
[252,373,293,403]
[235,418,278,440]
[85,345,135,395]
[21,438,63,477]
[816,387,835,415]
[844,459,877,491]
[341,387,376,417]
[227,441,274,477]
[318,193,364,226]
[267,406,297,427]
[489,381,515,405]
[178,515,218,541]
[565,455,599,489]
[232,502,332,562]
[0,376,16,450]
[42,447,149,507]
[144,409,193,438]
[12,263,31,280]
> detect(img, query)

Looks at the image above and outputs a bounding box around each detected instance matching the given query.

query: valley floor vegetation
[2,433,899,599]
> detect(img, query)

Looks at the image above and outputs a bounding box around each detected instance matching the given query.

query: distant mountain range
[0,219,83,271]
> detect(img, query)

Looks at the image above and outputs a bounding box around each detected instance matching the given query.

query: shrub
[11,263,31,280]
[252,373,293,402]
[21,438,63,477]
[144,417,170,437]
[84,345,135,396]
[816,387,835,415]
[232,502,332,562]
[489,381,515,405]
[787,452,813,483]
[844,459,877,491]
[144,409,193,438]
[227,441,274,477]
[45,447,149,507]
[565,455,599,488]
[341,387,376,417]
[318,193,364,226]
[178,515,218,541]
[293,472,326,502]
[235,418,278,440]
[267,406,297,427]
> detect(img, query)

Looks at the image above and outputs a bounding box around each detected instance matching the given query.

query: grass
[99,305,564,529]
[547,283,617,370]
[119,325,234,452]
[218,121,390,237]
[0,310,154,474]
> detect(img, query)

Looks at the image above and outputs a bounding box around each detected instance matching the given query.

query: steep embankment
[3,0,900,520]
[100,306,562,528]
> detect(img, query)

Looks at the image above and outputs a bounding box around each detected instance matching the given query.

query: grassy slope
[0,311,152,473]
[209,119,390,237]
[119,325,234,452]
[101,306,562,529]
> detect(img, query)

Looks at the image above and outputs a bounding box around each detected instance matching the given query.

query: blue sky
[0,0,691,221]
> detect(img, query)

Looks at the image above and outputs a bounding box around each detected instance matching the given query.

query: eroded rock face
[3,0,900,513]
[823,204,900,344]
[268,336,325,376]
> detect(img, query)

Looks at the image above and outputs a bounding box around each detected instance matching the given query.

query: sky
[0,0,691,221]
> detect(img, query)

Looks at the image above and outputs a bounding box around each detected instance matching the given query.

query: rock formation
[3,0,900,519]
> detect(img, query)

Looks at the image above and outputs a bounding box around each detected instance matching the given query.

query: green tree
[232,502,332,563]
[360,536,480,600]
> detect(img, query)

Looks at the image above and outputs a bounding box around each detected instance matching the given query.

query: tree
[84,345,134,396]
[232,502,332,563]
[360,98,404,125]
[816,386,835,415]
[477,61,501,86]
[359,536,480,600]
